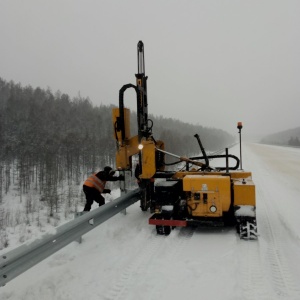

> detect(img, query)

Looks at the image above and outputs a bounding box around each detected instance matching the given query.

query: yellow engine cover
[183,175,231,217]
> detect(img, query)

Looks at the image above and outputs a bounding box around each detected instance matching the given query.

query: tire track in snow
[167,226,195,258]
[103,226,194,300]
[146,226,195,300]
[255,176,300,299]
[103,228,167,300]
[237,240,273,300]
[243,143,300,299]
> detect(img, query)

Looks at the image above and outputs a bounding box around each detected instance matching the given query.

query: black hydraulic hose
[119,84,138,141]
[163,153,239,170]
[189,154,240,170]
[119,83,152,142]
[194,134,209,169]
[114,121,119,144]
[147,118,153,132]
[163,160,182,166]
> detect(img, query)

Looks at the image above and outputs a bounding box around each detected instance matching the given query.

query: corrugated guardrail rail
[0,188,141,286]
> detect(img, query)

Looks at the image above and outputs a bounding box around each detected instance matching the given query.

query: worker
[83,166,124,211]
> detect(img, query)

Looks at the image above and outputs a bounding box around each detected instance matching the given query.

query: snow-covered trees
[0,77,236,249]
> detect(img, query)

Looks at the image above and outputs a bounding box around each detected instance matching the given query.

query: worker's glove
[118,175,125,181]
[103,189,111,194]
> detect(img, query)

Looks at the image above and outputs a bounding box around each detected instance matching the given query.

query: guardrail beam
[0,188,141,286]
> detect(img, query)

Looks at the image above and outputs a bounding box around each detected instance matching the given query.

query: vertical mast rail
[136,41,149,141]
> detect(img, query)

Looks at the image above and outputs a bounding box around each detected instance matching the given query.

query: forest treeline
[0,77,235,206]
[260,126,300,147]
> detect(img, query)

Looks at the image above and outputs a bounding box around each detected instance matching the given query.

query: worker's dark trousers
[83,185,105,211]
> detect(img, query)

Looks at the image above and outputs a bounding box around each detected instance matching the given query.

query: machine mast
[136,41,150,141]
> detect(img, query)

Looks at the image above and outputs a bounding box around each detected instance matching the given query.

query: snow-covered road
[1,143,300,300]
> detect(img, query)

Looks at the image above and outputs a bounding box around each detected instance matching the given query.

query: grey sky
[1,0,299,140]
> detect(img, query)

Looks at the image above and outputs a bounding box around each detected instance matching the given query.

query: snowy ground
[1,143,300,300]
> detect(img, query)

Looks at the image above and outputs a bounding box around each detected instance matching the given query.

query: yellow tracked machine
[112,41,257,239]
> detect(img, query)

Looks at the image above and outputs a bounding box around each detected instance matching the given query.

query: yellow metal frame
[233,179,256,206]
[112,107,131,143]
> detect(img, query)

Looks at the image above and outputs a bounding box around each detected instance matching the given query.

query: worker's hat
[104,166,115,176]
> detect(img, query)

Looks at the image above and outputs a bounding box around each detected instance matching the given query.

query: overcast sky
[1,0,299,139]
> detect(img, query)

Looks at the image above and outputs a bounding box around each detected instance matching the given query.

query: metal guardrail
[0,188,141,286]
[210,142,238,156]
